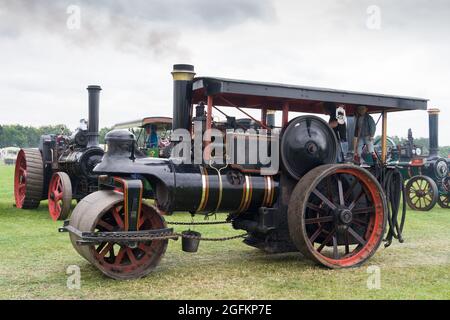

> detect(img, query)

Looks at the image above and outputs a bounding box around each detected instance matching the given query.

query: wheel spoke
[127,248,138,264]
[306,202,327,215]
[305,216,334,224]
[344,179,358,202]
[344,232,350,255]
[337,177,345,206]
[347,227,366,246]
[352,207,374,215]
[112,207,125,229]
[99,243,113,258]
[317,227,336,252]
[309,225,324,243]
[312,189,337,210]
[114,247,126,265]
[332,236,339,259]
[348,190,364,211]
[97,219,114,231]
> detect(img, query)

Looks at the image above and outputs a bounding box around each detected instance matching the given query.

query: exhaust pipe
[171,64,195,139]
[428,108,440,158]
[87,85,102,148]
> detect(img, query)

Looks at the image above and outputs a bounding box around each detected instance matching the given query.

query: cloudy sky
[0,0,449,144]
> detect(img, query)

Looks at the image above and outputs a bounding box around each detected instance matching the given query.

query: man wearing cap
[353,106,377,164]
[323,102,348,162]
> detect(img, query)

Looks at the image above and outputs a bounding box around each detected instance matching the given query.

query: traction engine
[377,109,450,211]
[14,86,104,220]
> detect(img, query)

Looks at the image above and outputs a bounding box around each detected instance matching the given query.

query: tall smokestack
[428,108,440,158]
[171,64,195,140]
[266,110,276,128]
[87,85,102,147]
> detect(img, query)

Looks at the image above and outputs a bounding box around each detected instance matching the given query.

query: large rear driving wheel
[14,149,44,209]
[69,190,168,280]
[288,164,387,268]
[405,175,438,211]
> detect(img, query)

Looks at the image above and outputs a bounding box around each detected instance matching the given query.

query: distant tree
[99,127,112,145]
[0,124,71,148]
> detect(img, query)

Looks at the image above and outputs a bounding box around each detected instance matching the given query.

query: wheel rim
[406,177,436,211]
[48,173,71,220]
[290,165,386,268]
[438,195,450,208]
[73,196,168,279]
[14,150,27,208]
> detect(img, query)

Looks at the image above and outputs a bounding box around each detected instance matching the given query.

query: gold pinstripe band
[196,167,209,212]
[263,176,269,206]
[214,172,224,212]
[241,175,253,212]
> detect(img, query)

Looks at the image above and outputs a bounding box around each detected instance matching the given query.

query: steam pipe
[87,85,102,147]
[428,108,440,158]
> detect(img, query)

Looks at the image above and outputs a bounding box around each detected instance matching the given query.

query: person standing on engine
[353,105,376,164]
[324,102,347,161]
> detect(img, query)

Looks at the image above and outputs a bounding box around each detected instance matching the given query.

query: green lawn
[0,164,449,299]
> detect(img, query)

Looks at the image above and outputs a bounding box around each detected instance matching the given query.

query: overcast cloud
[0,0,449,144]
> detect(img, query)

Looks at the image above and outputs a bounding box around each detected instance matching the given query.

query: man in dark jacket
[353,106,376,164]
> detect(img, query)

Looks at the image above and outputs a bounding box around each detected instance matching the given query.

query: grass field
[0,164,449,300]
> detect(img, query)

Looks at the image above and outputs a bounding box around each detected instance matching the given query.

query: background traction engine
[378,108,450,211]
[14,86,104,220]
[63,65,393,280]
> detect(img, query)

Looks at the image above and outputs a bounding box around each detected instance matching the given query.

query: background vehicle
[1,147,20,165]
[113,116,172,157]
[373,109,450,210]
[14,86,104,220]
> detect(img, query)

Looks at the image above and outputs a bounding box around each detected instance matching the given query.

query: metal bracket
[98,176,143,232]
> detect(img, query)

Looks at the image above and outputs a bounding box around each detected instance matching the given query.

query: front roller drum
[69,190,168,280]
[48,172,72,221]
[405,175,438,211]
[14,149,44,209]
[288,164,387,268]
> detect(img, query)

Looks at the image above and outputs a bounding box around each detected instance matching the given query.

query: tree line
[0,124,111,148]
[0,124,449,158]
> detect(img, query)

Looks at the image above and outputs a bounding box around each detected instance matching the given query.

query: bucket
[181,230,201,253]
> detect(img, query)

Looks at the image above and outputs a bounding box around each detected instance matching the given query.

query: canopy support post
[381,111,388,163]
[282,102,289,127]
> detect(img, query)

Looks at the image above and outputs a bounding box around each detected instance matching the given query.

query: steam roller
[61,64,428,279]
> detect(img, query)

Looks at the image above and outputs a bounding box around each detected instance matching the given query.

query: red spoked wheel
[14,149,44,209]
[288,164,387,268]
[48,172,72,221]
[405,175,438,211]
[69,190,168,280]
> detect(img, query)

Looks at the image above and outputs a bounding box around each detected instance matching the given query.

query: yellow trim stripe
[242,175,253,212]
[171,72,195,81]
[214,173,224,212]
[236,178,248,213]
[268,177,275,207]
[196,167,209,212]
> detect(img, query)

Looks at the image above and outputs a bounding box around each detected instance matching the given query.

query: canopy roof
[114,116,172,130]
[192,77,428,115]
